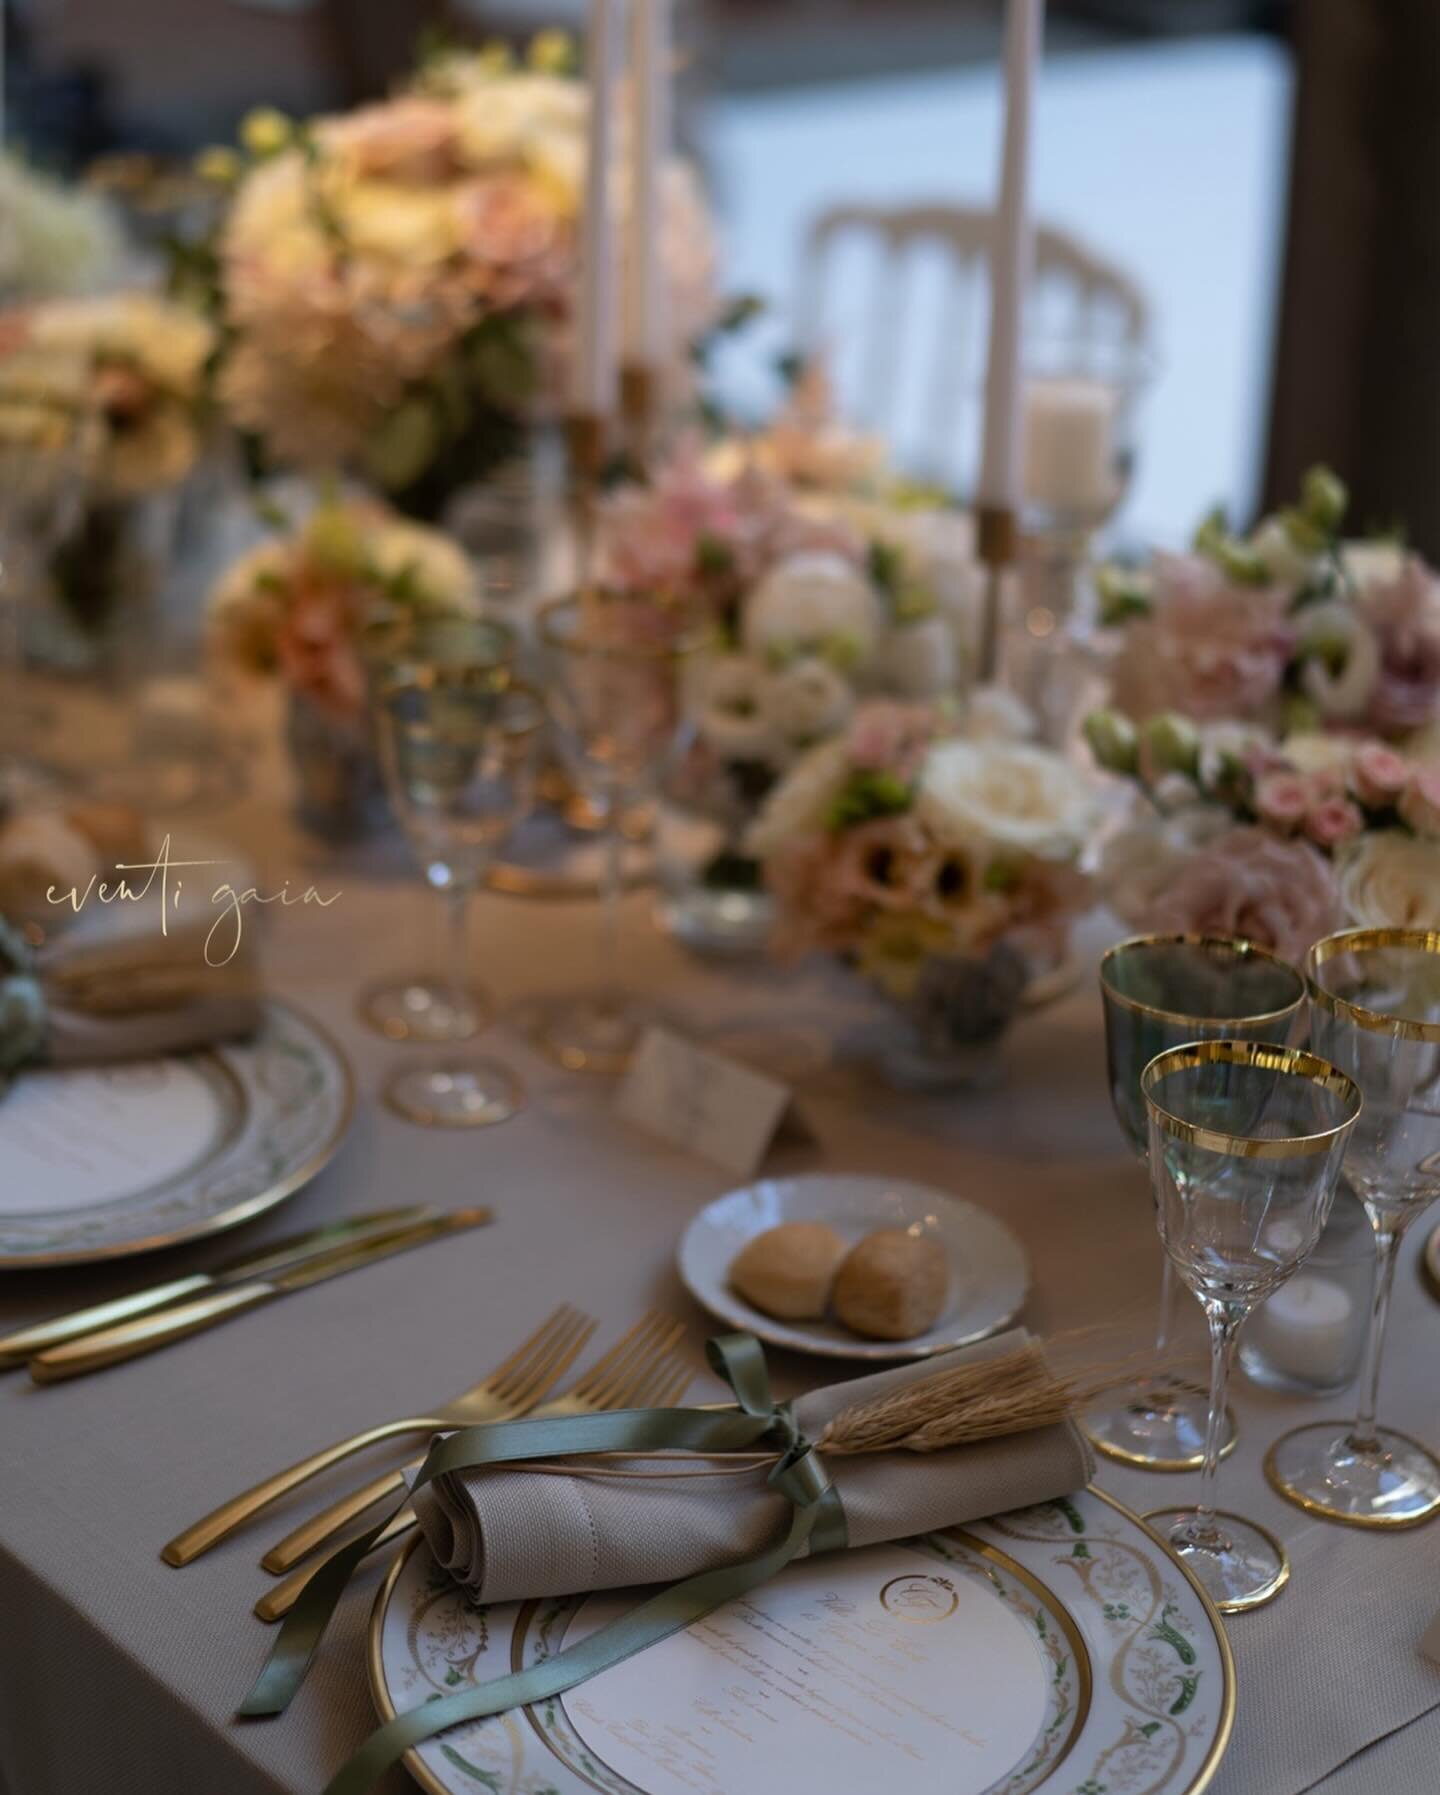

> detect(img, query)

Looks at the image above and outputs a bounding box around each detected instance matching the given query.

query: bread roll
[729,1222,849,1321]
[832,1228,949,1340]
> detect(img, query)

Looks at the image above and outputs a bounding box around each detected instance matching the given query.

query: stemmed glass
[1141,1041,1362,1611]
[374,665,544,1127]
[537,593,709,1072]
[359,614,516,1042]
[1266,927,1440,1527]
[1084,935,1308,1469]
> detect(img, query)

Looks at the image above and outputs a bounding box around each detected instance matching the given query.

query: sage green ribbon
[238,1334,847,1795]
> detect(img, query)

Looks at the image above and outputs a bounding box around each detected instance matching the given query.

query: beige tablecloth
[1,697,1437,1795]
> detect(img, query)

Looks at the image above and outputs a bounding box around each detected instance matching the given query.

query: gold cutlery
[254,1311,695,1622]
[0,1206,436,1370]
[161,1303,594,1567]
[31,1208,492,1386]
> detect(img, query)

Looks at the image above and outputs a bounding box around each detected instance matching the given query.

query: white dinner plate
[676,1173,1029,1361]
[0,1000,353,1266]
[369,1486,1234,1795]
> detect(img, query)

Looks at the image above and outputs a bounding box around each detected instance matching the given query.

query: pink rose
[1109,554,1295,724]
[1304,797,1364,850]
[275,579,366,724]
[1350,741,1411,807]
[1399,768,1440,836]
[336,98,463,184]
[1140,825,1343,964]
[1254,771,1309,834]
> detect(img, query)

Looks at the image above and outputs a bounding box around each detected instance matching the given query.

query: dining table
[1,683,1437,1795]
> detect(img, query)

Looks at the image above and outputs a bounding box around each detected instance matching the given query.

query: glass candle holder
[1239,1183,1375,1396]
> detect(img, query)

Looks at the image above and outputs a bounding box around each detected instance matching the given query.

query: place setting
[5,4,1440,1795]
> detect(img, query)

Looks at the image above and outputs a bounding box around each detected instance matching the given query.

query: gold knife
[0,1206,437,1370]
[28,1208,492,1383]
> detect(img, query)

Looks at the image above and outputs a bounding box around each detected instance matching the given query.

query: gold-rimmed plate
[0,1000,353,1266]
[368,1485,1233,1795]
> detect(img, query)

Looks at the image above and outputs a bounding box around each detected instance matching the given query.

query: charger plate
[369,1486,1234,1795]
[0,1000,352,1266]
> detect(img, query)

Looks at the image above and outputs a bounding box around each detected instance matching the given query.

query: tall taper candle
[978,0,1043,512]
[623,0,670,369]
[574,0,624,417]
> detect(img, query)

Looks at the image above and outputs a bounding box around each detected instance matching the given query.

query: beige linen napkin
[34,922,262,1066]
[415,1328,1092,1606]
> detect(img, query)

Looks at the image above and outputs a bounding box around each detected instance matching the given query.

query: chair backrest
[794,201,1150,490]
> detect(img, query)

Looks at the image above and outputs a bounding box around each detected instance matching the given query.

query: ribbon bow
[0,918,46,1075]
[239,1334,846,1795]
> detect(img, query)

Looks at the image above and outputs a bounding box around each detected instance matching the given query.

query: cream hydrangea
[1339,831,1440,931]
[916,739,1103,860]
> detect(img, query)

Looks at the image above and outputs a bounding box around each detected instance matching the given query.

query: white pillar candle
[573,0,624,416]
[977,0,1044,513]
[622,0,669,369]
[1022,376,1118,514]
[1250,1273,1356,1388]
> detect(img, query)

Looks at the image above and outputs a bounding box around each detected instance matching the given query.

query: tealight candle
[1241,1185,1374,1396]
[1022,376,1118,518]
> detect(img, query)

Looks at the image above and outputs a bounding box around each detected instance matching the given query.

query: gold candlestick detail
[975,502,1019,685]
[565,411,608,589]
[619,362,659,470]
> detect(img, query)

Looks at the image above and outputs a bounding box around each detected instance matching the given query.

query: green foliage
[825,770,912,831]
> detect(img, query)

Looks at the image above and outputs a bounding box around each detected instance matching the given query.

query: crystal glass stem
[445,882,470,1015]
[1153,1253,1183,1357]
[1349,1208,1410,1454]
[1192,1298,1244,1544]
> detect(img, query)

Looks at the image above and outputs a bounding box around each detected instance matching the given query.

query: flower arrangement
[204,33,715,515]
[0,293,214,495]
[0,152,126,304]
[746,699,1098,1068]
[208,499,476,724]
[1085,708,1440,957]
[1099,467,1440,745]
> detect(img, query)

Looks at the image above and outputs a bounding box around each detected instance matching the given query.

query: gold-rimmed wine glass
[359,613,516,1043]
[374,668,543,1127]
[1141,1041,1362,1612]
[1083,934,1308,1470]
[536,592,709,1072]
[1266,927,1440,1528]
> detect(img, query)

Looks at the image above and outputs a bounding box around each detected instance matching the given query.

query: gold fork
[161,1305,595,1567]
[253,1312,695,1622]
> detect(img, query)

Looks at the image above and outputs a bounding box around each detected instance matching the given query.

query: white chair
[793,202,1150,489]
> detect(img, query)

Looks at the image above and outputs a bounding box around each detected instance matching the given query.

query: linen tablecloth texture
[416,1330,1093,1604]
[0,694,1436,1795]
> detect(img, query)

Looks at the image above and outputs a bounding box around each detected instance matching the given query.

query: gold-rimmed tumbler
[1084,935,1307,1470]
[1141,1041,1362,1611]
[1266,927,1440,1527]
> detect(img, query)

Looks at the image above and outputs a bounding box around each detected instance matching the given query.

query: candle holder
[564,411,608,590]
[619,362,660,471]
[975,502,1019,685]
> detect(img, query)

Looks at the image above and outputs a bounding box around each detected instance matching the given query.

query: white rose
[741,552,883,672]
[1339,831,1440,931]
[917,739,1102,861]
[744,735,852,860]
[763,656,854,746]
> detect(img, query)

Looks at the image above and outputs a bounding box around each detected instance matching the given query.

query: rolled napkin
[0,914,261,1073]
[415,1328,1093,1607]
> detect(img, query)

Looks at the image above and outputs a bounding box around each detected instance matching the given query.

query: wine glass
[1083,935,1307,1469]
[359,614,516,1042]
[374,668,544,1127]
[1266,927,1440,1528]
[1141,1040,1362,1611]
[537,593,709,1072]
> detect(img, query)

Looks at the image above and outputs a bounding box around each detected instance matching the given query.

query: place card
[1421,1603,1440,1666]
[616,1026,800,1177]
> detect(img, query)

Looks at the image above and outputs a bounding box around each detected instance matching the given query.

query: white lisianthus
[763,656,854,746]
[1343,539,1408,595]
[1279,731,1356,778]
[1338,831,1440,931]
[1296,599,1381,721]
[917,740,1102,861]
[695,654,781,764]
[743,736,852,859]
[867,614,957,701]
[960,685,1036,743]
[1197,721,1273,796]
[1251,516,1316,588]
[742,552,883,672]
